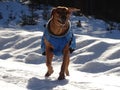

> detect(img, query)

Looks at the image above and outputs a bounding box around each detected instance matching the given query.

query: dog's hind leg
[58,44,70,80]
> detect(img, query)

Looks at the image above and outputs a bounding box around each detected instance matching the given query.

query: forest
[25,0,120,22]
[0,0,120,22]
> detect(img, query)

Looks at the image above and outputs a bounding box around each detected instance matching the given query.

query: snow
[0,1,120,90]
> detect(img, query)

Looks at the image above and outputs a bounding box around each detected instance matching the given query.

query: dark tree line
[81,0,120,22]
[31,0,119,22]
[6,0,119,22]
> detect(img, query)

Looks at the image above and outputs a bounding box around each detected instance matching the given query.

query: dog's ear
[51,8,56,17]
[68,7,80,13]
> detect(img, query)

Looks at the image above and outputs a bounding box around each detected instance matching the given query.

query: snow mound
[79,60,120,73]
[72,35,120,64]
[0,53,12,60]
[106,67,120,76]
[25,52,45,64]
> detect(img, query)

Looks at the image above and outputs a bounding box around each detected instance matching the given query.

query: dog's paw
[45,70,54,77]
[58,75,65,80]
[45,72,50,77]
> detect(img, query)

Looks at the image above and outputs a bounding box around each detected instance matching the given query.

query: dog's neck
[49,19,69,36]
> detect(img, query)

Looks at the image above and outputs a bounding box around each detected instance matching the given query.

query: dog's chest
[41,20,76,56]
[50,36,68,52]
[44,30,72,56]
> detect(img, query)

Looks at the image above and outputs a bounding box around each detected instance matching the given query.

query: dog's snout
[61,15,66,20]
[60,15,67,24]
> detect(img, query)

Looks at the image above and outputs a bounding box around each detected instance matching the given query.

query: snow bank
[0,1,30,27]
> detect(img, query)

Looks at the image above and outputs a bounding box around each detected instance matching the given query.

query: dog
[41,6,79,80]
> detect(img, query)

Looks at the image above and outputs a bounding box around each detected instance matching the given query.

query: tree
[20,0,40,25]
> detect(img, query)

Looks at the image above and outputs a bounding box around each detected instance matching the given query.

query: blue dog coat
[41,21,76,56]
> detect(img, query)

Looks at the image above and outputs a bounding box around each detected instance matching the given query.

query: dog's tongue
[58,19,66,24]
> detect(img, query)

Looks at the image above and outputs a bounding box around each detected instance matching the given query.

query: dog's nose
[61,15,67,24]
[61,15,66,20]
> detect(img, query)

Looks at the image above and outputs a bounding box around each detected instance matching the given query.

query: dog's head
[51,6,80,24]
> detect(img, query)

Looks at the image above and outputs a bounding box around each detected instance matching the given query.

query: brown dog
[41,6,79,80]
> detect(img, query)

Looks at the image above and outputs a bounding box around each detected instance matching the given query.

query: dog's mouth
[58,20,65,24]
[57,16,67,24]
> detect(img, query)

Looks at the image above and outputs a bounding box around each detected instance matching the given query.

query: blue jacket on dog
[41,21,76,56]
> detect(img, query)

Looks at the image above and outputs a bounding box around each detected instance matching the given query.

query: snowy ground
[0,1,120,90]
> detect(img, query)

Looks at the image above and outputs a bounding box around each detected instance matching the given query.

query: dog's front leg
[58,44,70,80]
[44,39,54,77]
[45,47,54,77]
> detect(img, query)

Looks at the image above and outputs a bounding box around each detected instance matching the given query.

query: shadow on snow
[27,77,69,90]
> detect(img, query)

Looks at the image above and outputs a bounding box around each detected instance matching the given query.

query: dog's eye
[57,11,62,14]
[64,11,70,15]
[57,11,69,15]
